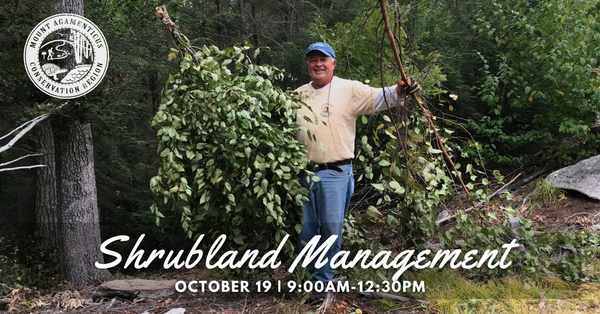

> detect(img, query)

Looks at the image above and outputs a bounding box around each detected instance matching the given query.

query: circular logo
[24,14,109,99]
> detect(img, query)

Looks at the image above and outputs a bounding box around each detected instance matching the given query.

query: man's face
[307,51,337,86]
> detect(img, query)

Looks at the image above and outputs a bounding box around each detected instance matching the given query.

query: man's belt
[315,159,352,173]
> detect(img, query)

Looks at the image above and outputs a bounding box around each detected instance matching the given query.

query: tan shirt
[295,76,401,164]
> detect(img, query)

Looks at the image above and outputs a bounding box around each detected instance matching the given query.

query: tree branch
[379,0,477,210]
[155,5,198,63]
[0,114,49,154]
[0,153,43,168]
[0,165,47,172]
[437,173,522,224]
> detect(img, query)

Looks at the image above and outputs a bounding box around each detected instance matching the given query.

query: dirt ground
[528,191,600,232]
[3,282,428,314]
[3,173,600,314]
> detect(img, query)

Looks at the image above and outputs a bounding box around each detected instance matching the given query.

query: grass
[524,179,566,213]
[397,269,600,313]
[338,261,597,313]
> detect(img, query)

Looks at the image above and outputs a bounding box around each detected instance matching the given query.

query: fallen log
[0,298,10,311]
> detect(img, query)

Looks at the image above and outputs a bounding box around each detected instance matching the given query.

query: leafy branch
[379,0,476,211]
[151,5,310,266]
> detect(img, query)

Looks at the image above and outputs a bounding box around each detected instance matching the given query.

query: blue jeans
[298,163,354,282]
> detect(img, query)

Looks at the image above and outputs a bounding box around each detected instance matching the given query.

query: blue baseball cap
[305,42,336,59]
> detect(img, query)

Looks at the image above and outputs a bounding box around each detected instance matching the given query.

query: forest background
[1,0,600,300]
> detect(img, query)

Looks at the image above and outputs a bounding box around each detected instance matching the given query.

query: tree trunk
[55,0,83,14]
[54,116,109,286]
[34,121,59,250]
[52,0,110,286]
[238,0,244,41]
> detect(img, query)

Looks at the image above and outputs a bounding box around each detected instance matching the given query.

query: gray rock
[93,279,178,301]
[546,155,600,200]
[551,246,584,262]
[436,210,450,222]
[499,217,522,242]
[164,308,186,314]
[507,217,521,232]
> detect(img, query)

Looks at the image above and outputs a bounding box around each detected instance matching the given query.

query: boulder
[93,279,177,301]
[546,155,600,201]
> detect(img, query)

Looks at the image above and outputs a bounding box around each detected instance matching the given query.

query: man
[295,42,420,282]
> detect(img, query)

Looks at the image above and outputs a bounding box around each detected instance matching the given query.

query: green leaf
[234,235,246,244]
[362,217,376,226]
[371,183,385,192]
[379,160,391,167]
[367,206,383,219]
[428,147,442,154]
[389,180,405,194]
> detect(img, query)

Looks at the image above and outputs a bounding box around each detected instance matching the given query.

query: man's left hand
[398,77,421,95]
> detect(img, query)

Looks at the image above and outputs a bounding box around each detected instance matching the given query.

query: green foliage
[358,114,455,249]
[150,44,310,261]
[469,0,600,164]
[310,4,446,96]
[0,236,58,295]
[0,0,52,105]
[550,230,600,283]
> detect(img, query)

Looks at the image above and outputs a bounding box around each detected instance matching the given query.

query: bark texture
[54,0,83,14]
[34,121,59,250]
[50,0,110,286]
[54,116,109,286]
